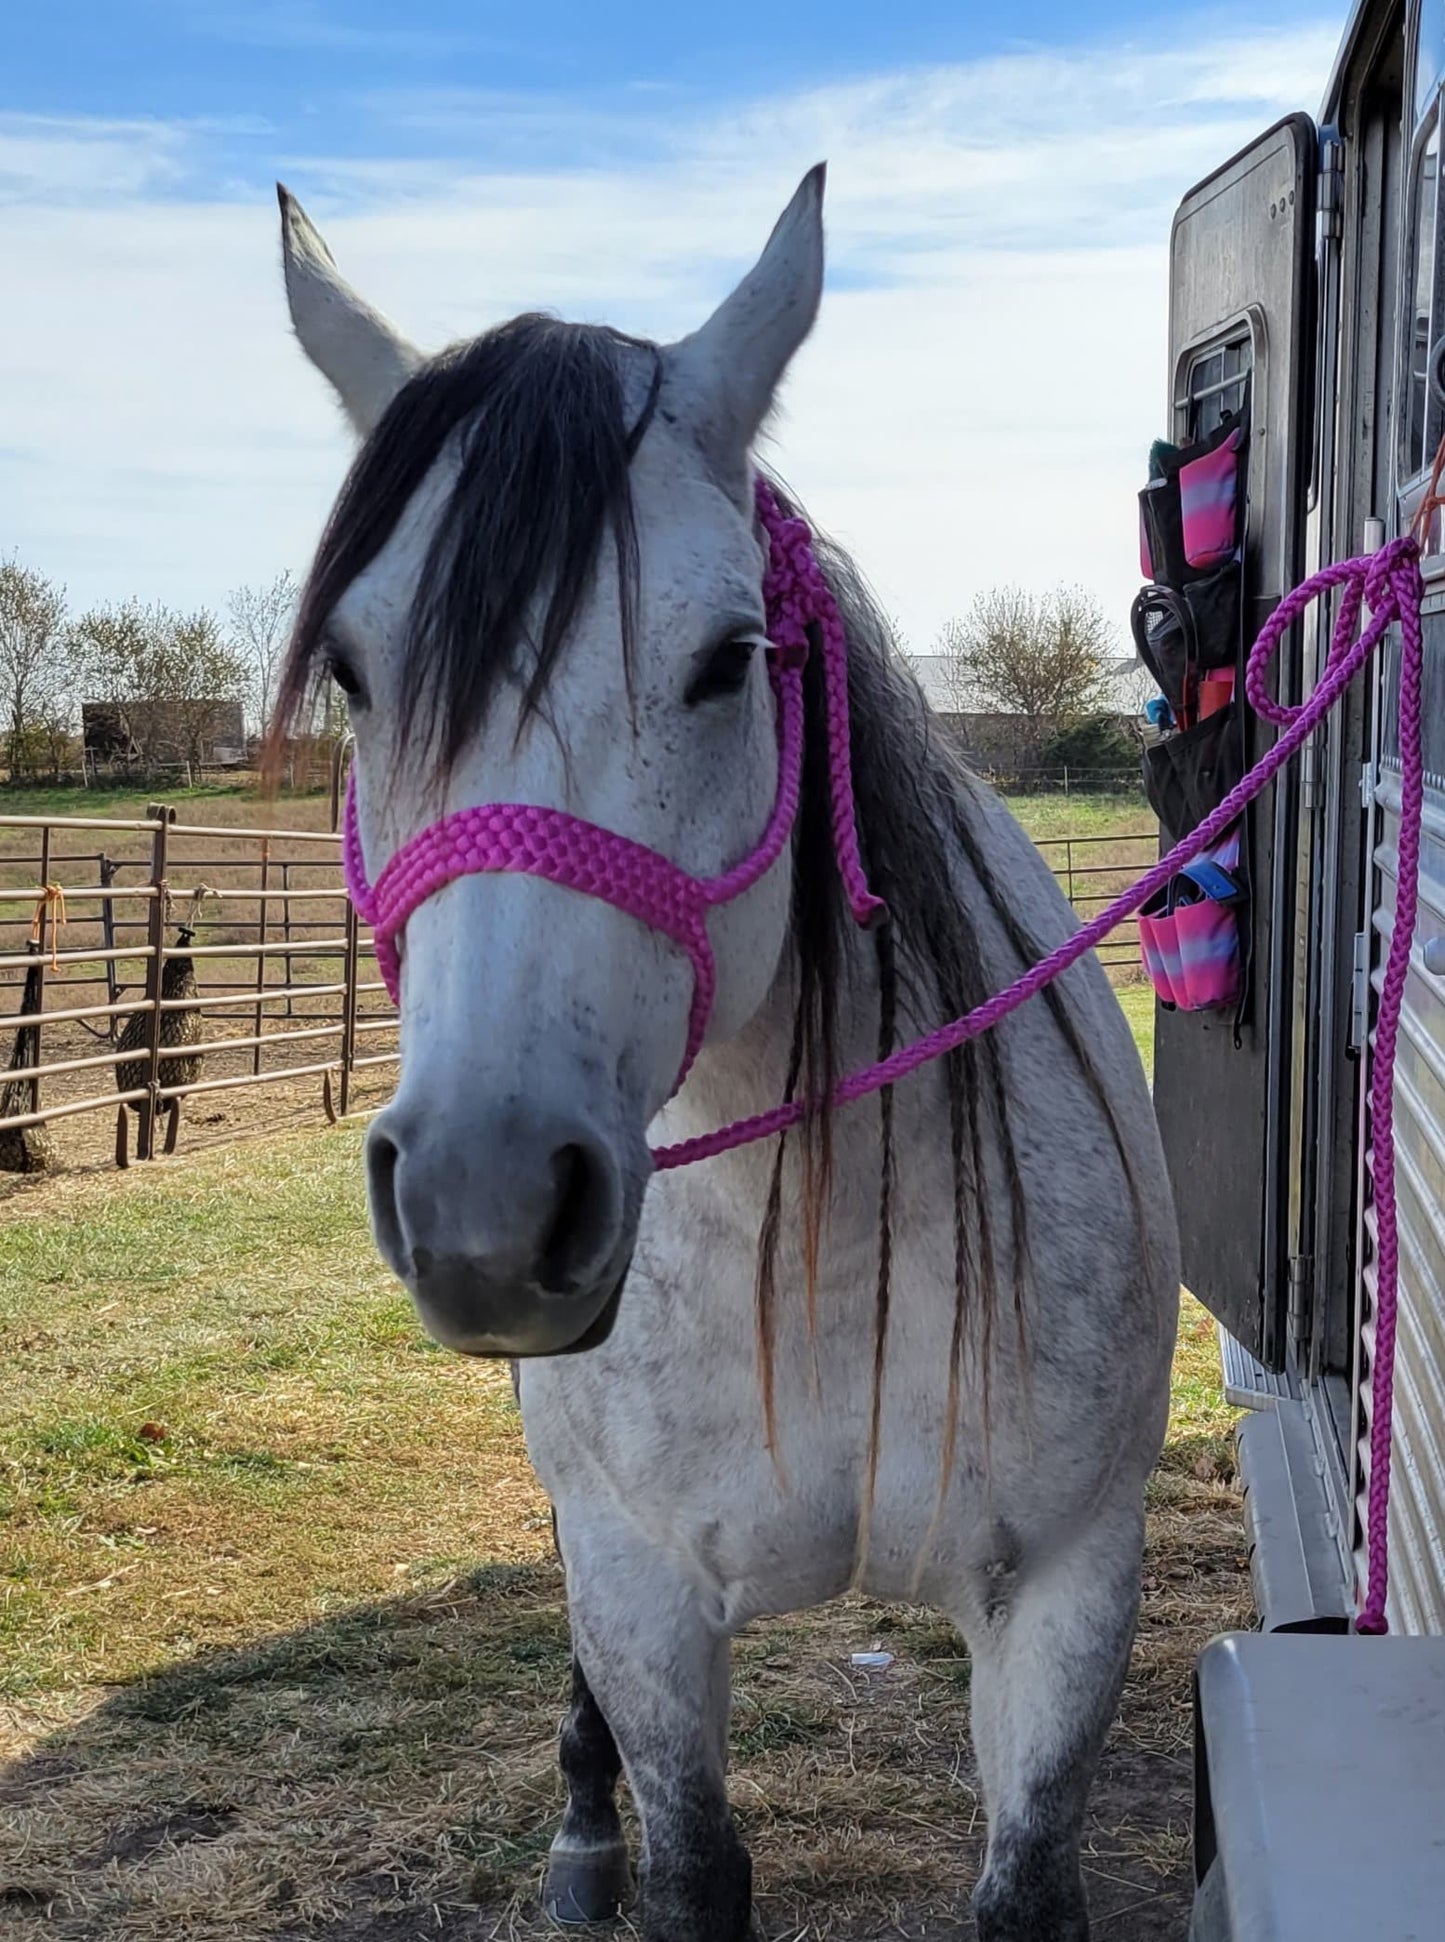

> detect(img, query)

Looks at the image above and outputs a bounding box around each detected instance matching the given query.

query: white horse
[272,167,1178,1941]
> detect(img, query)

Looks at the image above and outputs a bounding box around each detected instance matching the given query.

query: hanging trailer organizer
[1133,412,1252,1022]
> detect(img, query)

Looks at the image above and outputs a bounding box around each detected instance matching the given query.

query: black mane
[278,316,660,774]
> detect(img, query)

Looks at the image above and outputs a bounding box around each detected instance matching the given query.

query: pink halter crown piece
[343,477,886,1091]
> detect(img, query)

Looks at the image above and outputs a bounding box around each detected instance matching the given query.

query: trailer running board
[1216,1324,1348,1632]
[1216,1322,1301,1408]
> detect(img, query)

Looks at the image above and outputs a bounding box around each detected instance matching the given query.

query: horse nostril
[539,1141,618,1294]
[365,1124,407,1271]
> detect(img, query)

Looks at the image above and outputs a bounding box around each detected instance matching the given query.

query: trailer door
[1350,41,1445,1634]
[1153,114,1317,1366]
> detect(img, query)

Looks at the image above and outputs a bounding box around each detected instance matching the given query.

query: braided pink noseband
[343,478,885,1092]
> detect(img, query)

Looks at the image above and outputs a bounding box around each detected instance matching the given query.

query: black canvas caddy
[1131,409,1252,1019]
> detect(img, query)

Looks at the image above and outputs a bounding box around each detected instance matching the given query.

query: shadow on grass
[0,1562,572,1941]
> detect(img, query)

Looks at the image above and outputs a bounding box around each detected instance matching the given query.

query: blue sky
[3,1,1342,654]
[11,1,1332,123]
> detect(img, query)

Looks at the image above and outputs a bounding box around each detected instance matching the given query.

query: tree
[167,611,249,770]
[228,570,297,737]
[71,601,247,774]
[0,557,70,782]
[936,585,1115,756]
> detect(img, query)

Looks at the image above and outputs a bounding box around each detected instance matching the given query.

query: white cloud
[0,20,1337,657]
[0,114,189,202]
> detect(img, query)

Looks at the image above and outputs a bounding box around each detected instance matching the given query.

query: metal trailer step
[1236,1399,1352,1633]
[1191,1633,1445,1940]
[1216,1322,1351,1633]
[1217,1322,1300,1408]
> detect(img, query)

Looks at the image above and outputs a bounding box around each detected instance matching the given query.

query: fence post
[29,822,52,1118]
[340,898,360,1118]
[99,855,120,1032]
[253,837,271,1076]
[282,861,294,1019]
[136,815,169,1162]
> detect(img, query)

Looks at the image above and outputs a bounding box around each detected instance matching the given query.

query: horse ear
[277,184,424,437]
[667,165,826,466]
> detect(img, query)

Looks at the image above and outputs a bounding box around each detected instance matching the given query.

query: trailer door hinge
[1318,133,1344,241]
[1350,930,1370,1053]
[1301,732,1319,811]
[1288,1255,1314,1365]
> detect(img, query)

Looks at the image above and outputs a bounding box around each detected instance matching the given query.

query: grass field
[0,1107,1243,1942]
[0,782,334,827]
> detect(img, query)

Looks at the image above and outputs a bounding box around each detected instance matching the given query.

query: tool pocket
[1137,842,1245,1014]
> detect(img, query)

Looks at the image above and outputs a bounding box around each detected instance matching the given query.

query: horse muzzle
[364,1098,639,1357]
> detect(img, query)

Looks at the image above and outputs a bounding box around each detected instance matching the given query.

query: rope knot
[30,883,66,971]
[1364,534,1421,613]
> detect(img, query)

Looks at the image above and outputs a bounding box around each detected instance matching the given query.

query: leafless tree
[228,570,297,737]
[0,557,70,781]
[937,585,1115,755]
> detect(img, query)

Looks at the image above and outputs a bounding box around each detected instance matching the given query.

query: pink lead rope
[344,485,1423,1636]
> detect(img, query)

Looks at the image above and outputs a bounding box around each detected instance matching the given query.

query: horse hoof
[542,1842,632,1925]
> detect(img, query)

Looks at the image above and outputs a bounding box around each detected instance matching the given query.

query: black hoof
[543,1842,632,1925]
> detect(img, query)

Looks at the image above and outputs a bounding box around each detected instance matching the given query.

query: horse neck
[661,909,886,1212]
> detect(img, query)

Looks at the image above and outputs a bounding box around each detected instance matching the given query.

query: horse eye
[327,655,364,702]
[685,636,759,707]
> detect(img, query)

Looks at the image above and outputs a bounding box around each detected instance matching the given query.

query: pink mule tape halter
[344,479,1424,1637]
[343,479,885,1094]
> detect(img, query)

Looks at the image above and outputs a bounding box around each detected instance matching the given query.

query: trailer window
[1404,107,1442,480]
[1185,337,1251,441]
[1416,0,1445,118]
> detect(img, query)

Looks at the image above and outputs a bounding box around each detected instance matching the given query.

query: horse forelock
[272,315,662,779]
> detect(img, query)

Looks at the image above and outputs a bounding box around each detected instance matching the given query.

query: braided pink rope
[344,478,882,1091]
[757,483,887,932]
[654,534,1425,1640]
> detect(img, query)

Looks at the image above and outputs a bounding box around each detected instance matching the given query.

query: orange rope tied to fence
[1410,431,1445,546]
[30,884,66,971]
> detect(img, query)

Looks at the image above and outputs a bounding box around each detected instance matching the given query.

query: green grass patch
[0,1126,549,1697]
[1003,789,1152,843]
[0,780,324,822]
[1115,982,1156,1080]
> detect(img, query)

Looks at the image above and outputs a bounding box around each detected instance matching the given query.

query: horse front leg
[957,1500,1146,1942]
[543,1655,632,1923]
[556,1515,752,1942]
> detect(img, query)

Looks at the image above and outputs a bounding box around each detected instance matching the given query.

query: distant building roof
[907,654,955,711]
[904,653,1145,714]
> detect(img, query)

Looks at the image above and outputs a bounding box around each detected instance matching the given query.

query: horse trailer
[1143,2,1445,1930]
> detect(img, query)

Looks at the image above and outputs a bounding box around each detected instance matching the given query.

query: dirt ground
[0,1507,1247,1942]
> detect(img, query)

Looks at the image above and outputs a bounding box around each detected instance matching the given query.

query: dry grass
[0,1112,1246,1940]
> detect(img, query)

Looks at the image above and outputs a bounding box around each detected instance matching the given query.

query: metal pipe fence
[1029,828,1158,969]
[0,807,1154,1170]
[0,807,398,1167]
